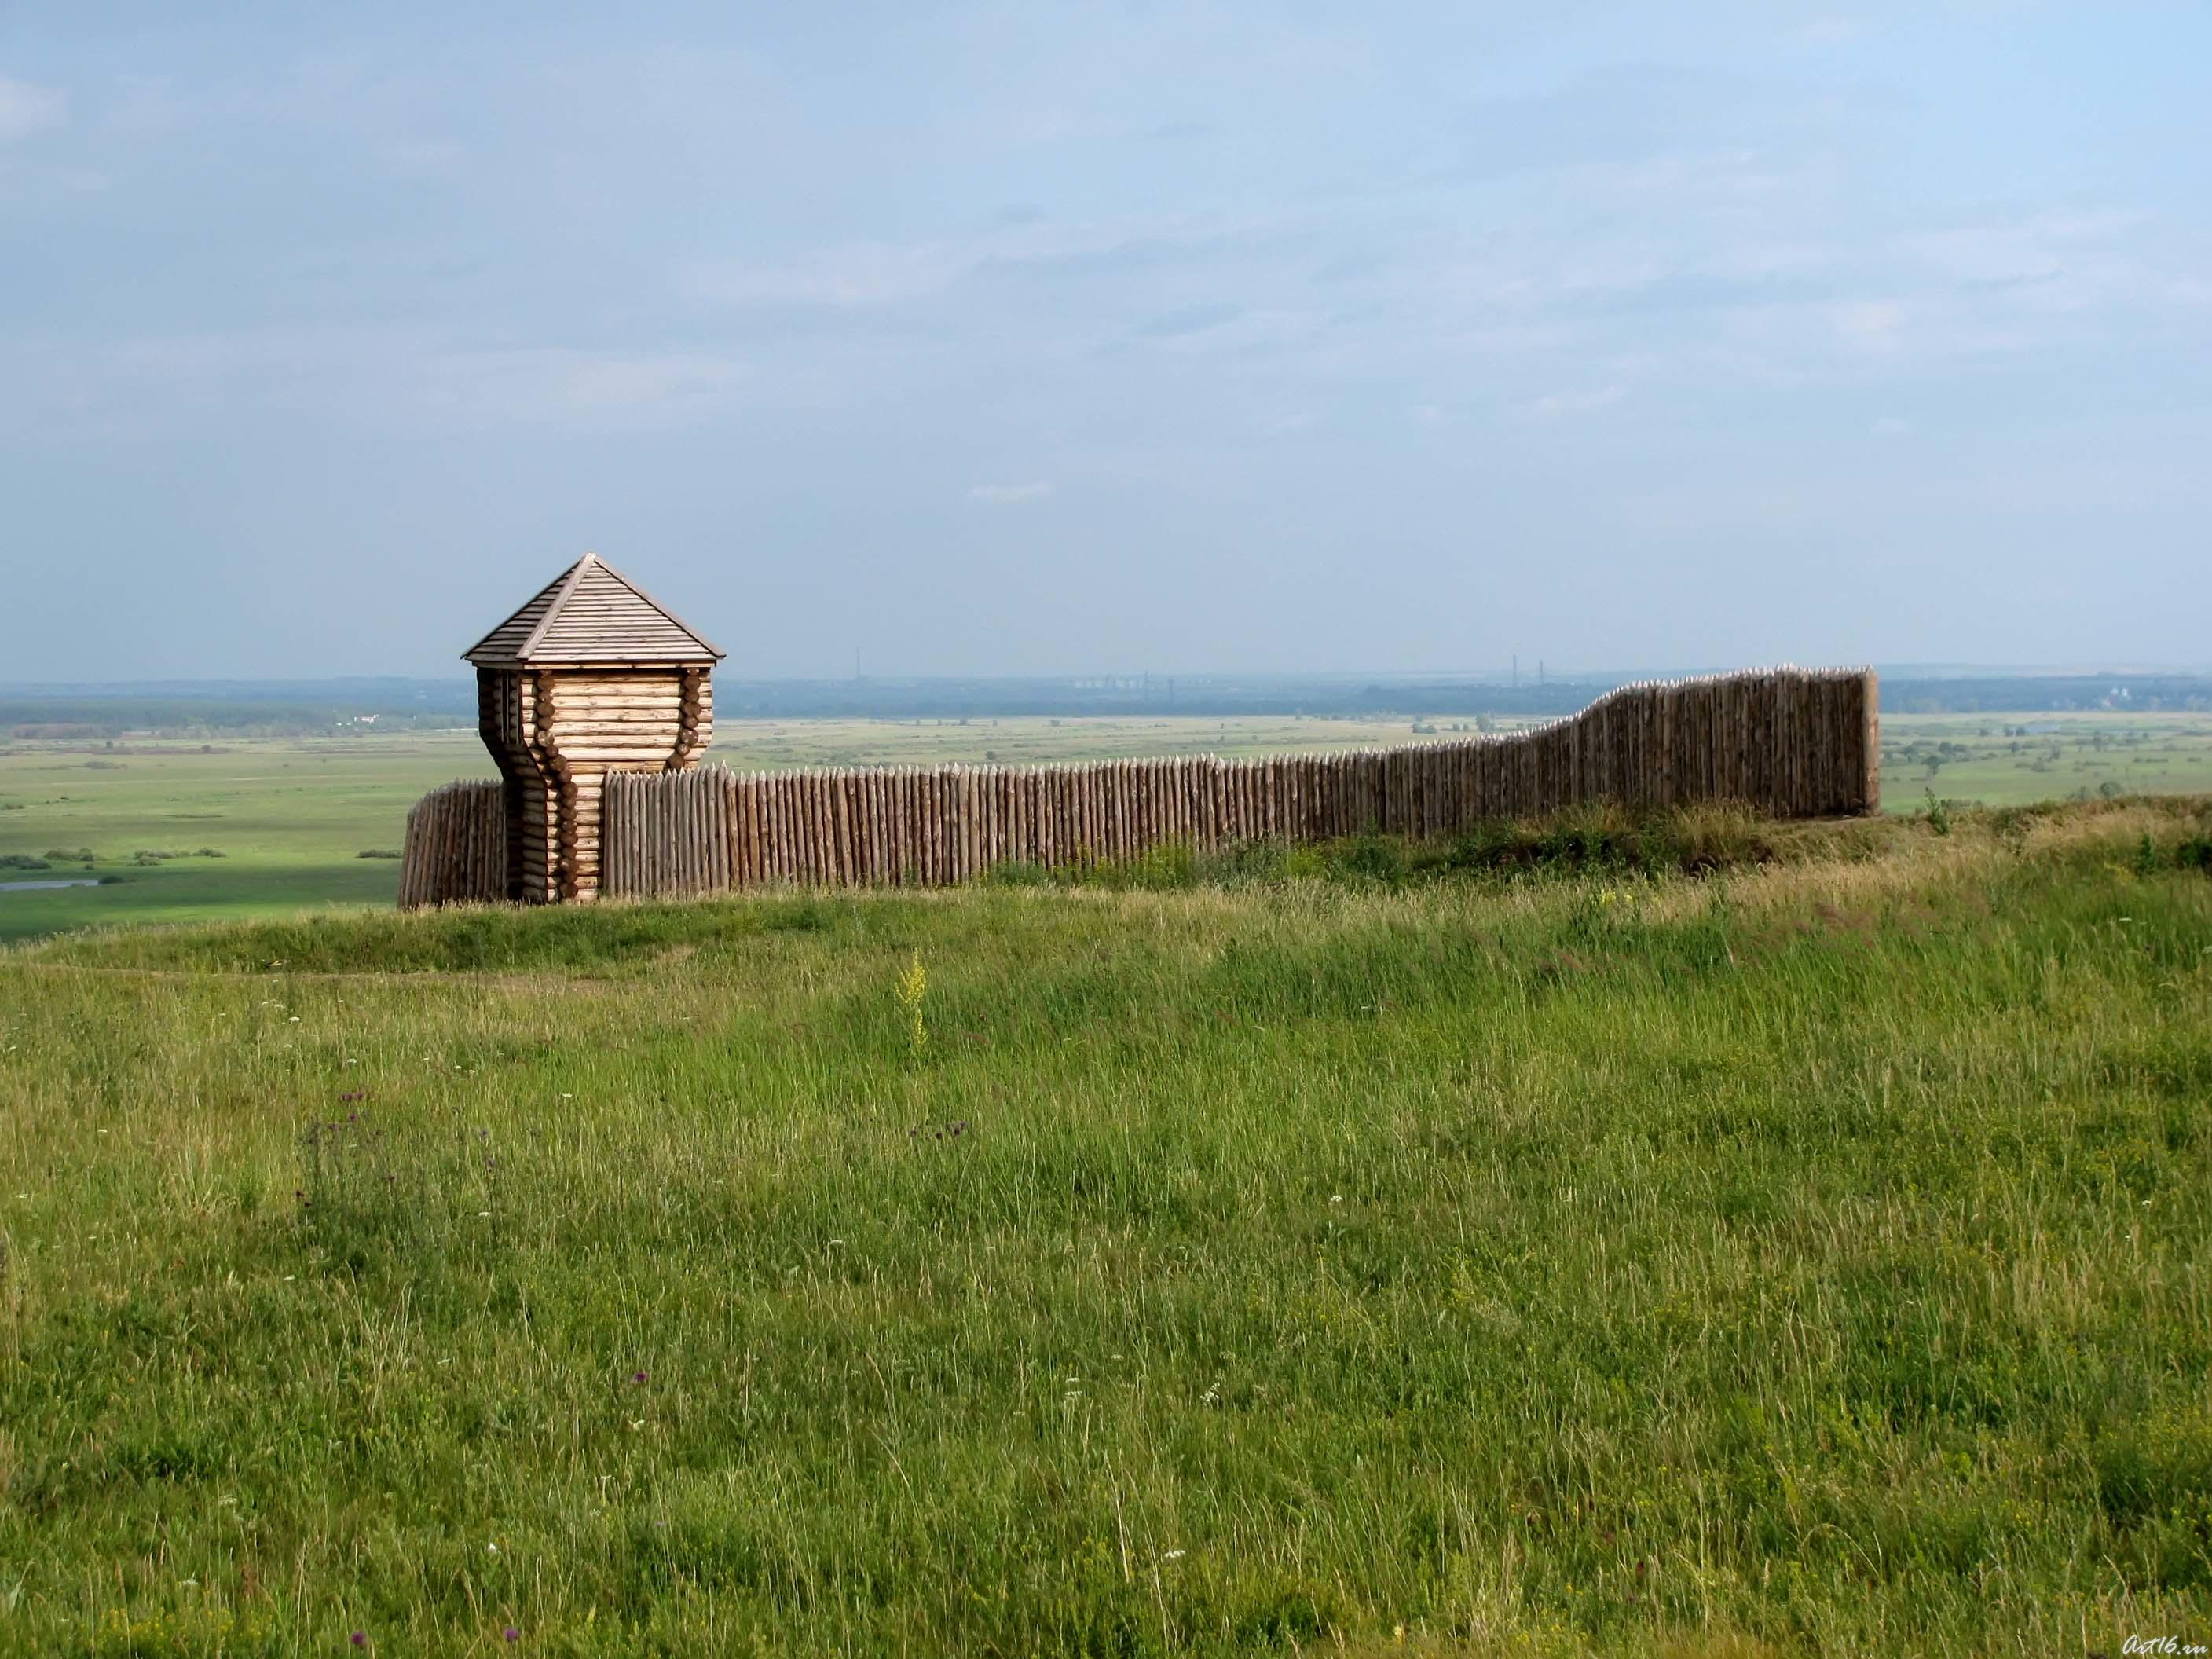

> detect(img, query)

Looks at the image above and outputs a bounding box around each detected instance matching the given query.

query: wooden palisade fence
[401,666,1878,908]
[397,781,507,909]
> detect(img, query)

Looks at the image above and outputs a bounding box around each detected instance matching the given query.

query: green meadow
[2,797,2208,1654]
[0,738,478,943]
[3,710,2208,942]
[1879,711,2212,811]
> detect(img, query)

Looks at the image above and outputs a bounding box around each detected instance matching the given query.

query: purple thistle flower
[632,1370,648,1384]
[350,1635,367,1650]
[504,1629,520,1643]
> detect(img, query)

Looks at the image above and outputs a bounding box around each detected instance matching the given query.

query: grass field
[1880,712,2212,811]
[2,711,2208,943]
[2,797,2208,1653]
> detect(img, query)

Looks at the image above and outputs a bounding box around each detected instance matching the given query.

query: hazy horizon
[5,4,2208,681]
[6,662,2210,704]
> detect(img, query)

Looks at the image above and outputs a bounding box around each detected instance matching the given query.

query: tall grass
[0,798,2207,1654]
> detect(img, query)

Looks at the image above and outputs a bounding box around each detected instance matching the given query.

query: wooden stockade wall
[401,668,1877,908]
[397,782,506,910]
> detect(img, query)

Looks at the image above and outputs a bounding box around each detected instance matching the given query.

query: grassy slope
[1,803,2209,1655]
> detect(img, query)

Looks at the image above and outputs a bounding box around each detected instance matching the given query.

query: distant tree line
[1873,676,2210,715]
[3,672,2205,736]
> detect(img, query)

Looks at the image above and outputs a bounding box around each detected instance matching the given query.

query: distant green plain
[3,710,2207,942]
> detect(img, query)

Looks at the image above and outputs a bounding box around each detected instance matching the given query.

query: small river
[0,879,104,893]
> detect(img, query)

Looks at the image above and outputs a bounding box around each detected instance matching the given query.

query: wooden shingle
[463,554,723,666]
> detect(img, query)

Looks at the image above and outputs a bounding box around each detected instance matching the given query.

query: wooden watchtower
[464,554,723,903]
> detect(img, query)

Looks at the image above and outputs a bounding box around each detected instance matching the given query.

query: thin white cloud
[969,482,1054,504]
[1529,383,1625,417]
[683,215,1284,316]
[542,352,744,416]
[1793,16,1869,48]
[0,74,67,140]
[0,328,745,438]
[686,244,970,306]
[383,138,464,177]
[1827,299,1906,353]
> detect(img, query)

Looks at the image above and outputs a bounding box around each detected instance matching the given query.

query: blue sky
[2,2,2207,679]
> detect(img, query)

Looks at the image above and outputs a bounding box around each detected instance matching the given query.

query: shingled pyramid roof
[464,554,723,667]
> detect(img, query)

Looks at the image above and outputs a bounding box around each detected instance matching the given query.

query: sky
[2,2,2207,681]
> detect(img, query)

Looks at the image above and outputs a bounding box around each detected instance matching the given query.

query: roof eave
[468,654,722,669]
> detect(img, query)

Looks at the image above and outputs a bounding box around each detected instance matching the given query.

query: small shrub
[1066,842,1198,891]
[356,849,404,860]
[0,854,50,872]
[1335,833,1408,882]
[2133,833,2161,878]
